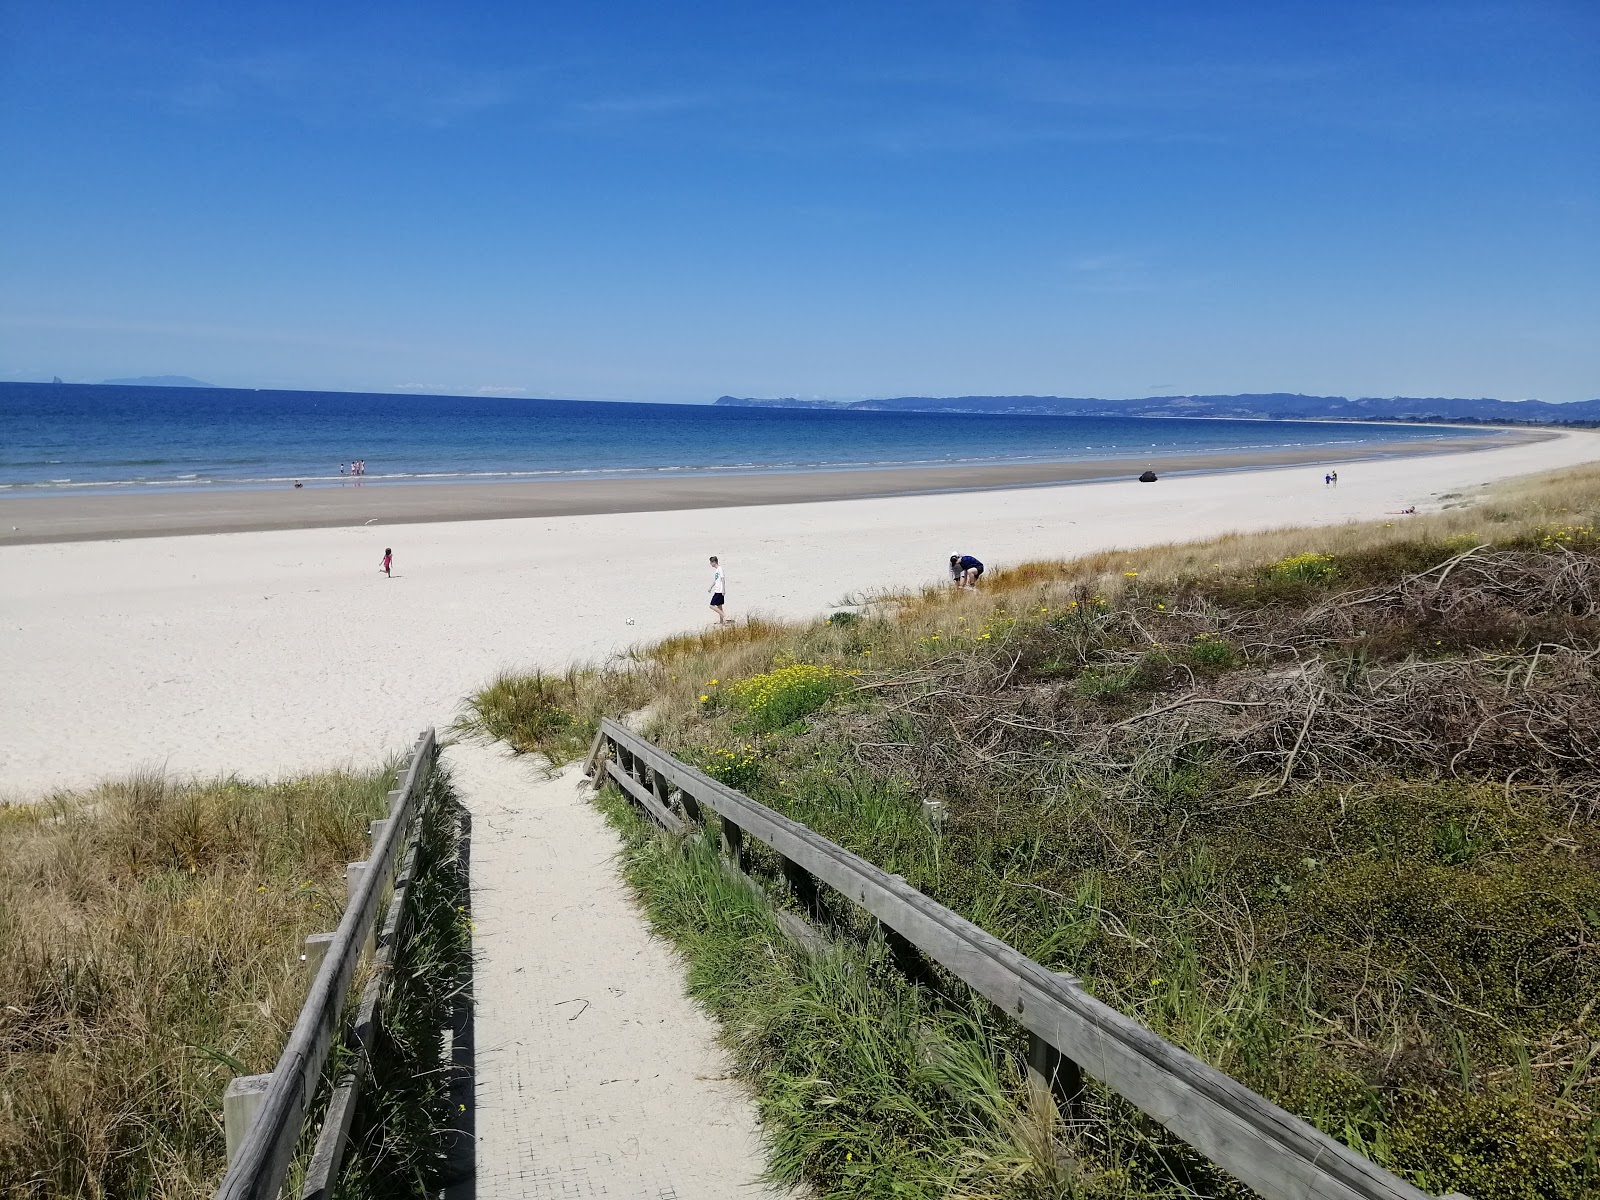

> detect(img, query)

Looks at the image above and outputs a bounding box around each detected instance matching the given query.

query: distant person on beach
[1331,470,1339,487]
[340,463,347,476]
[293,480,303,489]
[950,554,983,588]
[381,547,392,577]
[708,556,729,625]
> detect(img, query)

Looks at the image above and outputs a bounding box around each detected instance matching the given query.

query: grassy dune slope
[0,766,471,1200]
[0,770,387,1196]
[464,466,1600,1200]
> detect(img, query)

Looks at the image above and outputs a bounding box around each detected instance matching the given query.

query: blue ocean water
[0,382,1484,494]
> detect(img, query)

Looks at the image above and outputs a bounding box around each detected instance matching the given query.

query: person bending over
[950,554,984,588]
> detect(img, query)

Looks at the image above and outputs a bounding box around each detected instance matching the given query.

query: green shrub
[701,745,764,791]
[1185,636,1237,670]
[1074,665,1136,700]
[456,671,573,753]
[1267,552,1338,583]
[725,662,854,730]
[826,610,863,627]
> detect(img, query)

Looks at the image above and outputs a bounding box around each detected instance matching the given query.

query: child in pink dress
[381,548,392,577]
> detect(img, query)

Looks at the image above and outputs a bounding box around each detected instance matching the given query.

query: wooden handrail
[595,717,1460,1200]
[215,728,439,1200]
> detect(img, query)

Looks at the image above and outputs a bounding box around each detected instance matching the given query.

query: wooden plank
[598,720,1433,1200]
[582,726,607,778]
[216,729,438,1200]
[720,816,748,873]
[300,818,426,1200]
[223,1075,272,1164]
[604,758,686,836]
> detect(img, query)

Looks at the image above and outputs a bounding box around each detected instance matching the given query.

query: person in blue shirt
[950,554,984,588]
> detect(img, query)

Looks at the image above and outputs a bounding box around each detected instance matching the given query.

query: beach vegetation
[0,764,468,1199]
[723,660,855,730]
[471,463,1600,1199]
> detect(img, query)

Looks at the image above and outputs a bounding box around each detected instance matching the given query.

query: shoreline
[0,430,1533,546]
[2,427,1596,800]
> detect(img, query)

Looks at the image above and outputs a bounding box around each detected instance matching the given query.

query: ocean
[0,382,1485,495]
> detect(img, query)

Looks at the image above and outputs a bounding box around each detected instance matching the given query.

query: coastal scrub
[471,463,1600,1199]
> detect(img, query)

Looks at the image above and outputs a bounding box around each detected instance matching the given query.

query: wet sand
[0,432,1530,545]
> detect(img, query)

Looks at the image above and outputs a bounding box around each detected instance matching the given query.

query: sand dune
[3,432,1597,800]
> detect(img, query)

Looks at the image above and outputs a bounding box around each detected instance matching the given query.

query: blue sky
[1,1,1595,402]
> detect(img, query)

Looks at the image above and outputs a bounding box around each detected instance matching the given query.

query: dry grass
[0,768,389,1199]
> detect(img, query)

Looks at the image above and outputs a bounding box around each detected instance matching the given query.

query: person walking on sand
[708,556,730,626]
[380,547,392,578]
[1331,469,1338,487]
[950,554,984,588]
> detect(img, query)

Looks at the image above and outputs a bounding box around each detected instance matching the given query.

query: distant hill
[715,393,1600,423]
[100,375,214,387]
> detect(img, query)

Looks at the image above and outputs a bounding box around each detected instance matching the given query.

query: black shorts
[710,592,725,607]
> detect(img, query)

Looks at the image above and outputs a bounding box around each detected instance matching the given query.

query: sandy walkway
[447,741,773,1200]
[3,431,1598,799]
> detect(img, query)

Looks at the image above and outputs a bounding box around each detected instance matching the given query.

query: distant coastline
[1,380,1501,498]
[715,392,1600,424]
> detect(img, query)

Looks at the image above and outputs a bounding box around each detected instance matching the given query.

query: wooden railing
[591,717,1471,1200]
[215,728,440,1200]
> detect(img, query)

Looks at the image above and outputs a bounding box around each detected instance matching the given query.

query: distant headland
[715,392,1600,424]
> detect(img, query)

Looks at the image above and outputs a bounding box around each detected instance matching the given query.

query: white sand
[451,742,775,1198]
[3,433,1597,800]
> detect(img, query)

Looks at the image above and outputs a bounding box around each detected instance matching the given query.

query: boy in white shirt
[708,556,730,626]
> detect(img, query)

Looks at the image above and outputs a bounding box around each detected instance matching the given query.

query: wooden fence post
[223,1074,273,1164]
[302,932,335,976]
[720,816,747,872]
[347,861,375,958]
[780,856,825,922]
[1026,1030,1085,1122]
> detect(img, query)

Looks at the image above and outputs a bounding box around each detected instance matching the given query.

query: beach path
[445,739,774,1200]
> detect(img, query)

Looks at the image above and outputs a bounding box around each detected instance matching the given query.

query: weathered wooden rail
[215,728,440,1200]
[591,717,1471,1200]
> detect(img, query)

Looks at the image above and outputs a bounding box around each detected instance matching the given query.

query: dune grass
[0,762,458,1199]
[467,463,1600,1199]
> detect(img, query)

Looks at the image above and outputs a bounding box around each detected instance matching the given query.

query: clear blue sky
[1,1,1595,402]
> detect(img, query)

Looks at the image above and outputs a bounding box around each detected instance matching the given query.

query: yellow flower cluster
[1537,522,1597,550]
[724,662,856,728]
[704,743,762,787]
[1267,551,1337,583]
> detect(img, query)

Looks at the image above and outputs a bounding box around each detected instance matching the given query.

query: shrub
[1185,636,1237,670]
[1267,552,1338,583]
[725,662,854,729]
[701,745,764,791]
[456,671,573,754]
[1073,665,1136,701]
[826,610,863,627]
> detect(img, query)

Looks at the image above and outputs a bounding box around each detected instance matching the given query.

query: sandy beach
[0,430,1528,546]
[3,430,1597,800]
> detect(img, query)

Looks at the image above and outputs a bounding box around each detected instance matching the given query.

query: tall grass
[475,462,1600,1199]
[0,768,388,1198]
